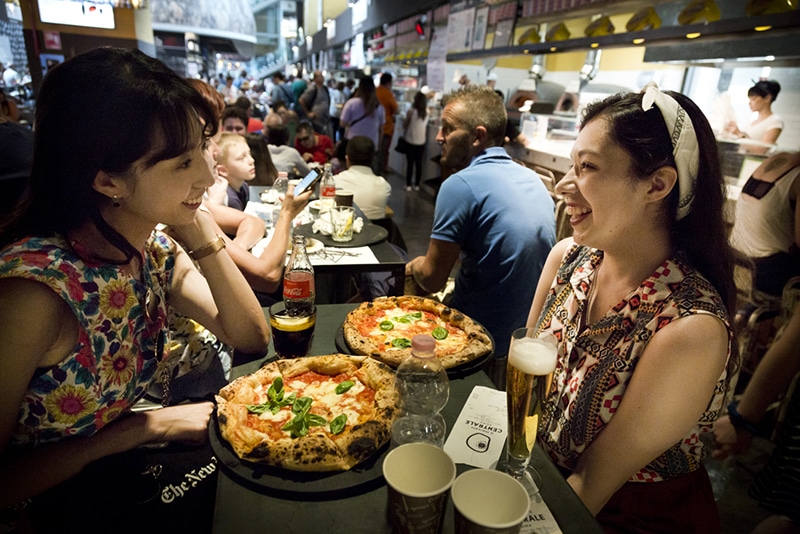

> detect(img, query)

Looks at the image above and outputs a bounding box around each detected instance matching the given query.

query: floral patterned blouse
[0,232,176,447]
[534,245,731,482]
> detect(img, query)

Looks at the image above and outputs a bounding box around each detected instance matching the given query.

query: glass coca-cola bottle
[283,235,315,316]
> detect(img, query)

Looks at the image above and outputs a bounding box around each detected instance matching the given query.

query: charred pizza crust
[216,355,397,472]
[343,296,493,368]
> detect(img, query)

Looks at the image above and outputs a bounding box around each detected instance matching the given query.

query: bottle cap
[412,334,436,354]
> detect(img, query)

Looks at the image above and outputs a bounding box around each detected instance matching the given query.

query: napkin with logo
[445,386,563,534]
[444,386,507,469]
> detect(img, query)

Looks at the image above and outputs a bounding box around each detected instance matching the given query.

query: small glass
[329,206,355,242]
[268,302,316,359]
[501,327,558,496]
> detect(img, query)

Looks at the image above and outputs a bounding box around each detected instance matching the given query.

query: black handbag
[394,136,410,154]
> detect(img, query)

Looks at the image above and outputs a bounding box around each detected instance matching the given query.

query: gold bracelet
[188,235,226,260]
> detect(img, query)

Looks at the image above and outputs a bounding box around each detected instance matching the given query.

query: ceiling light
[545,22,571,42]
[754,25,773,31]
[632,38,646,44]
[685,32,702,39]
[626,6,661,31]
[678,0,721,25]
[584,15,614,37]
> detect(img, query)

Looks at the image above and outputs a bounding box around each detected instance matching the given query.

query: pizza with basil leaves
[215,355,397,471]
[343,296,493,369]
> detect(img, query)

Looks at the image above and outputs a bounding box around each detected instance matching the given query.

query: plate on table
[294,222,388,249]
[334,321,494,379]
[208,412,390,500]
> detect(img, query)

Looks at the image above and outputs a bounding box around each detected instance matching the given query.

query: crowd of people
[0,46,797,534]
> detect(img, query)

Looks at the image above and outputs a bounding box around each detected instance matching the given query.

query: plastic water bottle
[283,235,315,316]
[391,335,450,447]
[320,163,336,205]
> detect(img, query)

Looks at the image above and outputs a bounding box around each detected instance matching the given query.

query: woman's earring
[112,194,120,208]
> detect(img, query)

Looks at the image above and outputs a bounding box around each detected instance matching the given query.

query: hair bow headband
[641,81,699,220]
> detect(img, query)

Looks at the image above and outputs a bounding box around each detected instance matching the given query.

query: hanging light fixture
[678,0,721,25]
[545,22,571,42]
[626,7,662,31]
[584,15,614,37]
[745,0,798,16]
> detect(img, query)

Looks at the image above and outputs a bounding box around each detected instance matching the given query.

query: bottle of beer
[283,235,315,316]
[391,334,450,447]
[320,162,336,204]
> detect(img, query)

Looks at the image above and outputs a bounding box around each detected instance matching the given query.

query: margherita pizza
[215,355,397,471]
[343,296,493,369]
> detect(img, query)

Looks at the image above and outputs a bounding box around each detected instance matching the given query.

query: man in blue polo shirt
[405,85,555,361]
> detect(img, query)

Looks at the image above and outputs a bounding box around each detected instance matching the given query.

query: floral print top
[534,245,731,482]
[0,233,176,446]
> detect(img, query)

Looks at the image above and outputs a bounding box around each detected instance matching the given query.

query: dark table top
[212,304,601,533]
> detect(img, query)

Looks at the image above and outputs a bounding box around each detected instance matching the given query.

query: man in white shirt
[334,136,391,220]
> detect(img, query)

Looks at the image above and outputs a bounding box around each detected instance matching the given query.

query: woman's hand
[142,402,214,446]
[712,414,754,460]
[207,176,229,205]
[169,205,219,251]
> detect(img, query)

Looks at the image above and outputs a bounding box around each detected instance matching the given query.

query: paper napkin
[444,386,507,469]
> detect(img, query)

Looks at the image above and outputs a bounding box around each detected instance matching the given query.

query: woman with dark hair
[401,91,429,191]
[245,132,279,186]
[0,47,269,518]
[340,75,385,147]
[526,83,735,531]
[727,79,783,154]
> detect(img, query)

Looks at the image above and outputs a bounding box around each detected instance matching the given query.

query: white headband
[641,82,699,220]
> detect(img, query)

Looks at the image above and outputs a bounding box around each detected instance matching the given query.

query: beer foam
[508,337,557,375]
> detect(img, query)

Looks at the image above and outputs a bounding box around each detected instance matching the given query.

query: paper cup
[383,443,456,534]
[334,189,354,207]
[452,469,530,534]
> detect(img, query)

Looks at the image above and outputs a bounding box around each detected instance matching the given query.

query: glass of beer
[268,301,316,359]
[504,327,558,492]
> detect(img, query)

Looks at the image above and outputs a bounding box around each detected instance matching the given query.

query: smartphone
[293,169,321,196]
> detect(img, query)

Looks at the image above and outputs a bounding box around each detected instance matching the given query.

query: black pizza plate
[209,411,390,500]
[334,322,494,380]
[293,222,388,248]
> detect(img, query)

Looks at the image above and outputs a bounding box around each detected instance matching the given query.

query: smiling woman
[527,84,735,532]
[0,47,269,529]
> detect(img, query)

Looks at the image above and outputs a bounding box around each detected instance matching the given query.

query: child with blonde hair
[217,132,256,210]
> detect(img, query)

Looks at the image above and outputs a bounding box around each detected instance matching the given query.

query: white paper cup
[451,469,530,534]
[383,443,456,534]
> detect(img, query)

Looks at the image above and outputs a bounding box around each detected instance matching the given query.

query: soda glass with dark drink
[268,301,316,359]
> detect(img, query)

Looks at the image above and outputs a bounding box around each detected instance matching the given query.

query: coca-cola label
[284,278,312,299]
[321,185,336,197]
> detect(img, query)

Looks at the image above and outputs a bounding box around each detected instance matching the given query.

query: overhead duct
[530,54,546,80]
[579,49,601,90]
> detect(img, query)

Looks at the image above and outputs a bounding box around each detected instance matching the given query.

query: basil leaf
[396,316,411,324]
[379,320,394,331]
[306,413,329,427]
[432,326,448,340]
[268,377,284,402]
[246,403,269,414]
[391,337,412,348]
[336,380,355,394]
[408,312,423,320]
[292,396,312,416]
[330,414,347,435]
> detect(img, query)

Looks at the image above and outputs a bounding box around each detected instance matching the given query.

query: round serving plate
[334,321,495,379]
[209,412,390,501]
[293,222,388,249]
